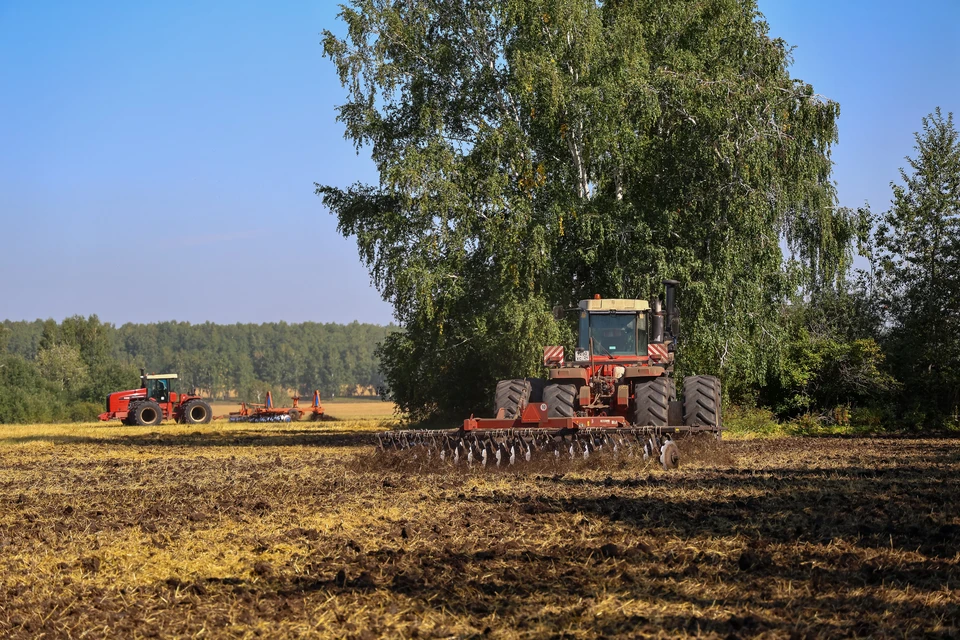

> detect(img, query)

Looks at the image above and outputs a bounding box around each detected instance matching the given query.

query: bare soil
[0,422,958,638]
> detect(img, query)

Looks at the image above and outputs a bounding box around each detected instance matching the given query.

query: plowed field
[1,419,958,638]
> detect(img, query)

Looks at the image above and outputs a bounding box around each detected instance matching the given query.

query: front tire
[633,378,671,426]
[182,399,213,424]
[494,379,532,419]
[682,375,721,429]
[131,401,163,426]
[544,383,576,418]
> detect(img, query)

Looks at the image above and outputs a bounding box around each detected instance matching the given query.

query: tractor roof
[145,373,179,380]
[578,298,650,312]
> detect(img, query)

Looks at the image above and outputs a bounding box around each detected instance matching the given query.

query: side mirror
[552,305,566,320]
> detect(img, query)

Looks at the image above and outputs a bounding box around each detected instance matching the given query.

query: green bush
[789,413,826,436]
[849,406,887,428]
[724,406,789,438]
[68,402,102,423]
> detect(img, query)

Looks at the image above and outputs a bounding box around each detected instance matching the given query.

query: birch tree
[318,0,855,420]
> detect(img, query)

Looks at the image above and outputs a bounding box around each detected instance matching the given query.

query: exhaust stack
[649,297,664,344]
[663,279,680,339]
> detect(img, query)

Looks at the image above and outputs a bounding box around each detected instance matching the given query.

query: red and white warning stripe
[647,343,669,361]
[543,345,565,365]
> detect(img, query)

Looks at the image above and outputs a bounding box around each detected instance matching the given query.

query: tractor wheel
[544,383,577,418]
[526,377,546,404]
[494,379,532,419]
[131,401,163,426]
[182,399,213,425]
[288,409,302,421]
[633,378,671,426]
[682,375,721,429]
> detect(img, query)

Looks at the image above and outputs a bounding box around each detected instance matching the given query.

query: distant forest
[0,316,395,423]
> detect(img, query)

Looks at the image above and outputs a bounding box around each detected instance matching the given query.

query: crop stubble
[0,419,958,639]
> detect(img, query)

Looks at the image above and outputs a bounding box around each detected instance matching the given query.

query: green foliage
[36,344,89,392]
[848,405,890,430]
[788,413,827,436]
[68,402,103,422]
[0,354,64,424]
[774,332,897,415]
[80,360,141,404]
[764,283,898,417]
[320,0,850,421]
[723,405,788,438]
[875,108,960,426]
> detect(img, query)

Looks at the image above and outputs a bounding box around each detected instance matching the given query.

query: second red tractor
[99,369,213,426]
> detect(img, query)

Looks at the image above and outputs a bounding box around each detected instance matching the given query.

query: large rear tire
[633,378,671,426]
[544,383,577,418]
[182,399,213,424]
[682,375,721,429]
[494,379,532,419]
[131,401,163,426]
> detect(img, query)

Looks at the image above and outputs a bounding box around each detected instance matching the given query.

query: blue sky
[1,1,957,326]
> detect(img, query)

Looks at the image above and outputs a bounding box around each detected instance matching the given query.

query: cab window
[148,379,169,401]
[578,312,648,356]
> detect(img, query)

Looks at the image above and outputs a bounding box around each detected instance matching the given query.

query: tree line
[0,318,395,423]
[319,0,959,430]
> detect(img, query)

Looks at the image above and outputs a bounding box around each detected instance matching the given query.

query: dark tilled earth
[0,427,958,639]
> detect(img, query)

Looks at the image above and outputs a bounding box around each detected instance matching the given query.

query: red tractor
[378,280,721,470]
[491,279,720,430]
[99,369,213,426]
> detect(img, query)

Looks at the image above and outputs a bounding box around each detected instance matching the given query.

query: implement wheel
[544,383,576,418]
[633,378,671,426]
[131,401,163,426]
[182,399,213,424]
[660,440,680,470]
[288,409,302,421]
[494,379,532,419]
[683,375,721,429]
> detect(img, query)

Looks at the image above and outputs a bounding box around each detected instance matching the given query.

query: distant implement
[99,369,213,426]
[229,390,325,423]
[378,280,722,470]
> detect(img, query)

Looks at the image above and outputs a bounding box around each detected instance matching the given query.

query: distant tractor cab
[99,370,213,426]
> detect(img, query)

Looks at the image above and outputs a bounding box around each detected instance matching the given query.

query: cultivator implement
[230,390,325,423]
[305,390,326,421]
[377,402,721,470]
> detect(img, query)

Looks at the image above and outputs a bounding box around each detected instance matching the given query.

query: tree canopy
[319,0,857,421]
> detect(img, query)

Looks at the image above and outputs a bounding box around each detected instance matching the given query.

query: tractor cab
[143,373,178,403]
[574,297,650,362]
[577,298,649,359]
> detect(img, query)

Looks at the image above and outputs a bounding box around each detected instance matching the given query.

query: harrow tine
[375,423,705,471]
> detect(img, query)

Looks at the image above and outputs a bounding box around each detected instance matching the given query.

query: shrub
[68,402,102,423]
[724,406,788,438]
[789,413,826,436]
